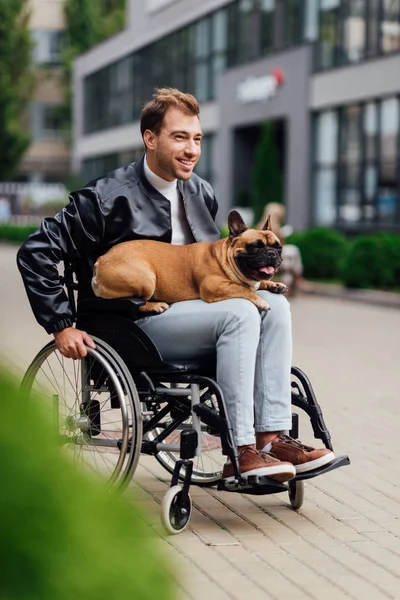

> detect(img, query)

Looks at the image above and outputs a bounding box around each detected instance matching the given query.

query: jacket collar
[134,153,189,200]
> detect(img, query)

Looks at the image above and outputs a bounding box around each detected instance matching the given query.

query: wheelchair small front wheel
[288,479,305,510]
[161,485,192,535]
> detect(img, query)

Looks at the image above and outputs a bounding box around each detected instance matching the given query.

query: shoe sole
[295,452,336,474]
[223,464,296,484]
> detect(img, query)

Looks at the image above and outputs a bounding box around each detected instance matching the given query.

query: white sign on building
[236,69,285,104]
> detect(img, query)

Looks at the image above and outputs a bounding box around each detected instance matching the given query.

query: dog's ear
[228,210,248,238]
[261,214,272,231]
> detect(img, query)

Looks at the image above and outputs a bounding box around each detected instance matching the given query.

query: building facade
[73,0,400,232]
[19,0,69,185]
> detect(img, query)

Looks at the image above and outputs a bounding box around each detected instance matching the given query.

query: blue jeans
[135,291,292,446]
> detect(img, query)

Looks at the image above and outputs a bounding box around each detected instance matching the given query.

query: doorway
[232,119,286,224]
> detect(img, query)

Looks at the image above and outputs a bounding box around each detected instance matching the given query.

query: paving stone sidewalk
[2,243,400,600]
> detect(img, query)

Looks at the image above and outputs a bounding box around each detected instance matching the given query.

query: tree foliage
[251,122,284,225]
[61,0,127,142]
[0,0,33,181]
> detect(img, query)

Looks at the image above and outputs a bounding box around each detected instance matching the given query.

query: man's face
[144,108,203,181]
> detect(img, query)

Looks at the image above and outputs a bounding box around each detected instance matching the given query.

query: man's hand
[53,327,96,359]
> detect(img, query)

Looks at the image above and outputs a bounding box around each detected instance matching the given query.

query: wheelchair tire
[288,480,305,510]
[161,485,192,535]
[146,386,224,486]
[20,336,142,491]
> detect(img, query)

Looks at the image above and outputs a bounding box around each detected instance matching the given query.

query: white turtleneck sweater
[143,155,194,245]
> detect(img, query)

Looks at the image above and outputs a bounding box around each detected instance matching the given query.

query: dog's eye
[247,241,264,252]
[272,242,282,250]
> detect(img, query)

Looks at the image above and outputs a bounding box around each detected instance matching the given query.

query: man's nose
[185,140,199,156]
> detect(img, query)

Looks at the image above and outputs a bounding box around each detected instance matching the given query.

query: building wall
[311,54,400,110]
[218,46,312,229]
[19,0,69,183]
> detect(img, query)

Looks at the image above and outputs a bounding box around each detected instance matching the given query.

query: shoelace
[276,434,313,451]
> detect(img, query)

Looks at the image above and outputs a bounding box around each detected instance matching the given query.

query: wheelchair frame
[22,261,350,534]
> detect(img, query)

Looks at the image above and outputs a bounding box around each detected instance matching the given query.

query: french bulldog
[92,210,287,313]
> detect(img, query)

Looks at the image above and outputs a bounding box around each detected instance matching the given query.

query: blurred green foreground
[0,368,174,600]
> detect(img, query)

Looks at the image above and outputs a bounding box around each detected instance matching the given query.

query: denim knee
[218,298,261,337]
[258,292,292,331]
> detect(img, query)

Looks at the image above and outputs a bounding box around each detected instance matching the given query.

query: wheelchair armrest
[77,296,146,316]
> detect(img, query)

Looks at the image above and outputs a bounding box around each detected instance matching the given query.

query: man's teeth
[179,159,192,166]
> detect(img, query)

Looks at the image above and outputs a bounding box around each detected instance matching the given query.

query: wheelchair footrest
[217,476,289,495]
[294,455,350,481]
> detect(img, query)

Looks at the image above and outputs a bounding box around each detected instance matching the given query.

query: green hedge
[0,367,175,600]
[0,224,38,243]
[342,234,400,289]
[286,227,349,280]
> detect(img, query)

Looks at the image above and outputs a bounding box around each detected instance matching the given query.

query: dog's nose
[266,249,278,260]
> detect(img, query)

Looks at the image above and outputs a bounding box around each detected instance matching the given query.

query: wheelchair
[21,262,350,534]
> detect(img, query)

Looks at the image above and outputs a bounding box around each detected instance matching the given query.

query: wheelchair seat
[76,297,216,376]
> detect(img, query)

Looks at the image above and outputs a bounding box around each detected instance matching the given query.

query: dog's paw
[139,301,170,314]
[269,282,288,295]
[257,299,271,312]
[152,302,170,313]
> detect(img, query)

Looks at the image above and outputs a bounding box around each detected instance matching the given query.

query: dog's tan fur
[92,213,286,314]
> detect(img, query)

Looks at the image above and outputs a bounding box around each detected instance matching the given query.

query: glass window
[341,105,362,163]
[313,98,400,228]
[304,0,319,41]
[212,9,228,52]
[342,0,366,63]
[317,0,341,69]
[381,0,400,53]
[315,111,338,164]
[238,0,257,62]
[364,102,378,161]
[260,0,275,52]
[30,102,64,140]
[284,0,304,45]
[32,30,64,65]
[83,6,229,132]
[380,97,399,163]
[314,168,337,225]
[211,9,228,98]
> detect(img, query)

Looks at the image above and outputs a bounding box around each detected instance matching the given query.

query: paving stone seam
[310,481,400,546]
[206,489,357,600]
[212,490,399,599]
[132,473,264,600]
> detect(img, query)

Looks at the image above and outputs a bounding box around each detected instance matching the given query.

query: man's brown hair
[140,88,200,138]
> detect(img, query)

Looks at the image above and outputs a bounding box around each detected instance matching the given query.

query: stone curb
[303,282,400,309]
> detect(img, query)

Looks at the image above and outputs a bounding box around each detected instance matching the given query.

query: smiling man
[18,88,334,483]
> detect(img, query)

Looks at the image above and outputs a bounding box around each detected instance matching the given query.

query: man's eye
[176,135,183,140]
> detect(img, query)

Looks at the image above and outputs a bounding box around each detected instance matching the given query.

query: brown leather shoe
[270,434,335,473]
[222,447,295,483]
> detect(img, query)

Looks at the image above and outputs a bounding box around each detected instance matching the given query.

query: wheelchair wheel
[146,386,224,486]
[288,480,305,510]
[161,485,192,535]
[20,337,142,490]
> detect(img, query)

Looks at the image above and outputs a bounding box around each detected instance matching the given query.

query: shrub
[0,367,175,600]
[0,224,38,243]
[342,234,400,289]
[286,227,349,280]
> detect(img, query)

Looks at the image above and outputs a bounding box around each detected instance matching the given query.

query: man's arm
[17,187,104,357]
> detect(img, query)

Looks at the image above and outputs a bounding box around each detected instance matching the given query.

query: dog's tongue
[259,266,275,274]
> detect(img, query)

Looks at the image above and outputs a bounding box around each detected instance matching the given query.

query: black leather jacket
[17,154,221,334]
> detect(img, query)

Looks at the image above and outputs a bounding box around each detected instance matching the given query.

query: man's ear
[143,129,156,151]
[261,215,272,231]
[228,210,248,238]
